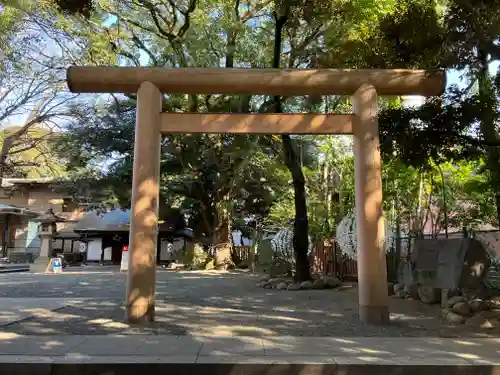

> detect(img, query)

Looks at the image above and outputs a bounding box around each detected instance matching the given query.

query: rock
[287,283,302,291]
[488,296,500,309]
[312,278,325,289]
[447,296,465,308]
[276,282,288,290]
[300,280,313,289]
[394,290,407,299]
[265,278,287,288]
[469,298,485,312]
[336,285,353,292]
[323,276,342,288]
[444,310,467,324]
[451,302,472,317]
[394,283,405,293]
[418,285,441,304]
[204,260,215,270]
[404,284,420,300]
[465,310,500,329]
[462,289,479,302]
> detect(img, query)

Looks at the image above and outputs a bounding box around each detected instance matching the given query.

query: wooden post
[126,81,162,323]
[352,84,390,324]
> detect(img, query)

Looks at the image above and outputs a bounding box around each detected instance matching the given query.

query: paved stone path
[0,267,498,337]
[0,334,497,364]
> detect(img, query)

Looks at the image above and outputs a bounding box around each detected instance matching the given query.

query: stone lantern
[30,209,67,273]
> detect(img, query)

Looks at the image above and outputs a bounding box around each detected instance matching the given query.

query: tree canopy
[2,0,500,276]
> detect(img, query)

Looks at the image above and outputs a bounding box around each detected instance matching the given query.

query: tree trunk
[272,10,311,282]
[477,48,500,227]
[212,201,234,268]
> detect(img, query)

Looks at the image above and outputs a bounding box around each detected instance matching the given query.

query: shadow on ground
[0,269,498,337]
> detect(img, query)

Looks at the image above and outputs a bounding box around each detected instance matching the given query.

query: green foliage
[0,126,66,178]
[15,0,500,242]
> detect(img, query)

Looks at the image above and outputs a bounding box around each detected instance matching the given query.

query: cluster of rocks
[392,282,500,328]
[257,275,342,291]
[392,283,420,300]
[442,295,500,328]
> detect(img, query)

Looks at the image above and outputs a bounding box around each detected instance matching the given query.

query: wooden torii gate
[66,67,445,325]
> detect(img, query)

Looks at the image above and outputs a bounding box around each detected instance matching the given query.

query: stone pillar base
[126,303,155,324]
[359,305,390,325]
[30,257,50,273]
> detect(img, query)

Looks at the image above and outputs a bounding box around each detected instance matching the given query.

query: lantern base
[30,256,50,273]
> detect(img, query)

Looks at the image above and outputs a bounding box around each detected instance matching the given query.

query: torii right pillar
[352,84,390,324]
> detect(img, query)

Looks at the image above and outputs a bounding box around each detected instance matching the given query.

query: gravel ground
[0,267,497,337]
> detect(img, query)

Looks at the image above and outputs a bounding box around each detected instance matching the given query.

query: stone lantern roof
[33,208,67,224]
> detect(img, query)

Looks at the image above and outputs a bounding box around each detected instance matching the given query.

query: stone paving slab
[0,298,85,327]
[2,270,500,338]
[0,335,498,365]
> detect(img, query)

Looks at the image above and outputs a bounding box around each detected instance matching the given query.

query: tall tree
[0,0,80,179]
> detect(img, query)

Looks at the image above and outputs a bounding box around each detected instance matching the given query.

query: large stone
[403,284,419,300]
[394,283,405,293]
[204,260,215,270]
[335,285,353,292]
[262,282,273,289]
[469,298,486,313]
[323,276,342,288]
[488,296,500,309]
[394,290,407,299]
[312,278,325,289]
[276,282,288,290]
[300,280,313,289]
[447,296,465,308]
[287,283,302,291]
[214,245,233,268]
[418,285,441,304]
[451,302,472,317]
[443,310,467,324]
[465,310,500,329]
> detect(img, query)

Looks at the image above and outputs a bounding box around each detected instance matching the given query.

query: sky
[2,11,499,127]
[404,61,500,107]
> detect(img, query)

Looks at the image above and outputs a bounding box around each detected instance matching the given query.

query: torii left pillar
[126,81,162,323]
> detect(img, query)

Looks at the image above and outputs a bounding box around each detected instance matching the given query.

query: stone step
[0,360,497,375]
[0,263,30,273]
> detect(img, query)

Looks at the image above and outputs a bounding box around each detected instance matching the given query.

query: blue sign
[48,257,63,273]
[53,258,62,269]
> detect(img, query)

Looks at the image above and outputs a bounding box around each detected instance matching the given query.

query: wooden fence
[232,245,252,263]
[234,241,401,281]
[310,241,359,279]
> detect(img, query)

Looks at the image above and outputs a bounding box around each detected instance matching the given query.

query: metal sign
[120,245,129,271]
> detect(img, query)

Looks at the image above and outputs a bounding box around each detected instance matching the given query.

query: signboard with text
[120,245,129,271]
[46,257,63,274]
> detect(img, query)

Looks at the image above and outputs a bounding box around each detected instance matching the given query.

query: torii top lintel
[66,66,446,97]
